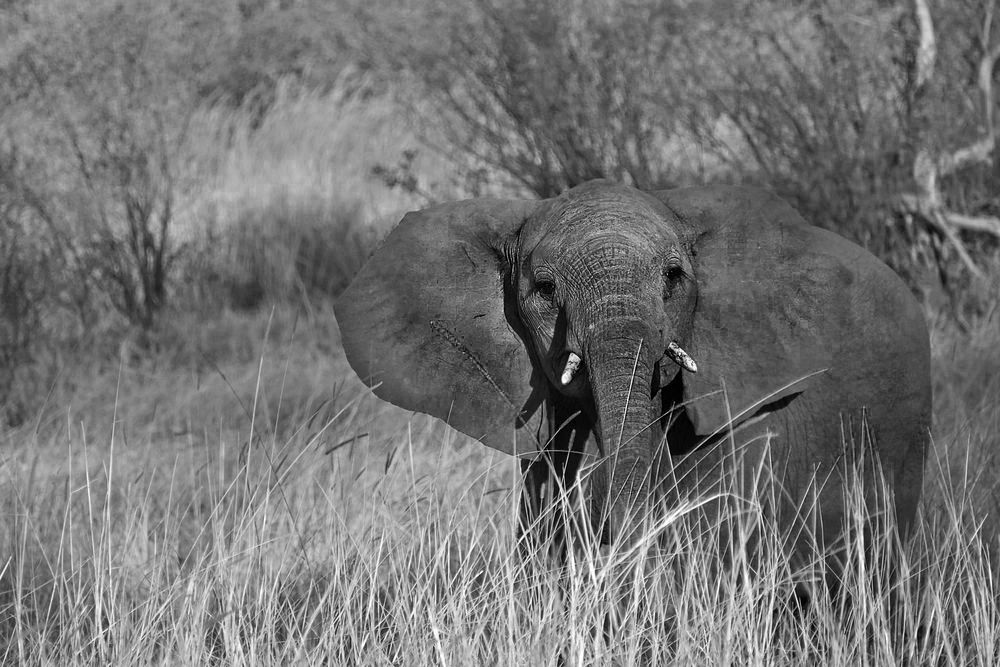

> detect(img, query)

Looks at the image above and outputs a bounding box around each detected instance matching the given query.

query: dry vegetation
[1,0,999,664]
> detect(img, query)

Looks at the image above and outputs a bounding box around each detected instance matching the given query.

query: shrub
[677,1,999,292]
[0,220,45,427]
[1,0,232,329]
[356,0,696,197]
[197,1,346,126]
[357,0,999,295]
[183,196,376,313]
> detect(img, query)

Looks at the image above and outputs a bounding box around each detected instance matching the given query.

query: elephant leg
[662,395,905,618]
[518,452,582,560]
[517,399,593,558]
[518,455,549,542]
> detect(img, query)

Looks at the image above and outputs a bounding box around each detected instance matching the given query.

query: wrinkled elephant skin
[335,181,930,570]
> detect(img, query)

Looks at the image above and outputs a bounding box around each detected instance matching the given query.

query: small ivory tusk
[560,352,582,385]
[665,341,698,373]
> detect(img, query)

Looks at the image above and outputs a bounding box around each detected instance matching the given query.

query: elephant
[335,180,930,578]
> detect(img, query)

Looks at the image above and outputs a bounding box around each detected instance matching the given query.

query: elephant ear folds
[651,186,837,437]
[334,199,543,455]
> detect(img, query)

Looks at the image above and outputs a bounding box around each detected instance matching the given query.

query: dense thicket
[0,0,349,421]
[360,0,999,294]
[1,0,998,424]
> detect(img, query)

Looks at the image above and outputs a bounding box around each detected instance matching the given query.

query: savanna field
[3,2,1000,664]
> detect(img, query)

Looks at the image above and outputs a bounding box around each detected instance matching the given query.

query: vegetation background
[0,0,998,663]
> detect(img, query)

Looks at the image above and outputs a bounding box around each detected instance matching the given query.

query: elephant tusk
[560,352,582,385]
[665,341,698,373]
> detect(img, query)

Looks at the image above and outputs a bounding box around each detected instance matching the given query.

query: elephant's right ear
[649,186,836,437]
[335,199,543,455]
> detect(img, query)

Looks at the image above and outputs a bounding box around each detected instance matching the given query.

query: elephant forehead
[524,187,678,250]
[536,235,659,277]
[529,210,676,261]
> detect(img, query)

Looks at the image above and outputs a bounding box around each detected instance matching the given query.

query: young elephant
[336,181,930,566]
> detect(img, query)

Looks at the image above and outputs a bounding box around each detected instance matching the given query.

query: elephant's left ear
[650,186,850,437]
[335,198,544,455]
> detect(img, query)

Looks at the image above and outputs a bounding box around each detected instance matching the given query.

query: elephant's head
[336,181,839,542]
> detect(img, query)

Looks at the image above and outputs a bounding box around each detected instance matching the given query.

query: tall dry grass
[182,74,468,238]
[173,77,478,314]
[1,80,998,665]
[1,301,997,664]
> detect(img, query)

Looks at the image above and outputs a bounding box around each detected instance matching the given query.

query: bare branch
[898,195,1000,238]
[899,0,999,280]
[928,210,987,280]
[914,0,999,183]
[944,212,1000,236]
[897,192,1000,280]
[937,136,995,176]
[982,0,998,130]
[979,8,1000,137]
[912,149,940,206]
[913,0,936,89]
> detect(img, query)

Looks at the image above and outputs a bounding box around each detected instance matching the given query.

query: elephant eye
[664,265,685,282]
[535,279,556,300]
[663,263,686,298]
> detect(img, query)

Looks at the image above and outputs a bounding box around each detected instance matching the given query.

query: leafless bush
[356,0,697,197]
[0,206,43,375]
[197,1,346,126]
[357,0,998,303]
[678,0,999,301]
[1,1,227,330]
[0,148,50,425]
[181,196,375,313]
[682,5,905,232]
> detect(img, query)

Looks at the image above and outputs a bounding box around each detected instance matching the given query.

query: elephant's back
[837,239,930,534]
[801,225,930,536]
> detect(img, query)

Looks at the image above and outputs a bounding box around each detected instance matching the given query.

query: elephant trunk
[584,319,660,544]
